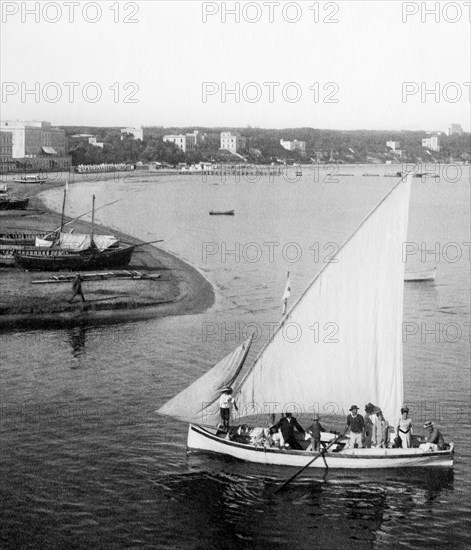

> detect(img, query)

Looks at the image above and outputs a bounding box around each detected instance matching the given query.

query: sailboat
[158,174,454,469]
[14,194,136,271]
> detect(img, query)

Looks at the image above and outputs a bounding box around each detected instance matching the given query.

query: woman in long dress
[396,406,412,448]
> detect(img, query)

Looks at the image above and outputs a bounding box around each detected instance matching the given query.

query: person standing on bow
[395,406,412,448]
[346,405,365,448]
[272,412,305,450]
[219,387,238,432]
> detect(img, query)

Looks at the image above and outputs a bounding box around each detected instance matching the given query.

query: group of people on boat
[218,388,447,452]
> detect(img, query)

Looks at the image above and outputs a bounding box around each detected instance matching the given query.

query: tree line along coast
[66,126,470,168]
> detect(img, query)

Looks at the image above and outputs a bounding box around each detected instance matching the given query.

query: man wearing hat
[218,387,238,432]
[307,414,325,452]
[271,412,305,450]
[423,421,446,451]
[346,405,365,448]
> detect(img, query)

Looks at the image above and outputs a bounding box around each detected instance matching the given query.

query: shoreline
[0,178,215,330]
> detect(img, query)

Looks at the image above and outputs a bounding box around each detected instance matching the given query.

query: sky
[1,0,470,131]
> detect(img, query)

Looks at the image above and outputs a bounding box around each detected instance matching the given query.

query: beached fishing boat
[13,194,135,271]
[0,197,29,210]
[158,174,454,469]
[14,244,135,271]
[209,210,235,216]
[0,231,58,246]
[13,174,47,184]
[404,267,437,282]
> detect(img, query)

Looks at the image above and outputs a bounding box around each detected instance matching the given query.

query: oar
[274,428,348,495]
[129,239,164,248]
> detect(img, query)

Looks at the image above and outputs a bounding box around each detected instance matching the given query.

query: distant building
[121,126,144,140]
[220,131,246,153]
[163,131,198,153]
[0,131,13,164]
[386,141,400,151]
[0,120,70,169]
[280,139,306,153]
[422,136,440,152]
[71,134,104,148]
[448,124,463,136]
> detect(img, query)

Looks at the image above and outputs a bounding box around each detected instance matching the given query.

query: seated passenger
[420,421,446,451]
[269,426,284,448]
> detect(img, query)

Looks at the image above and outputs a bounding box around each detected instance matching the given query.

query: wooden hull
[0,198,29,210]
[13,178,47,184]
[404,267,437,282]
[0,232,57,246]
[187,425,454,469]
[14,245,134,271]
[209,210,234,216]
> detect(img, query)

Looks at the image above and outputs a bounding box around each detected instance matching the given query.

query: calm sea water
[1,166,470,548]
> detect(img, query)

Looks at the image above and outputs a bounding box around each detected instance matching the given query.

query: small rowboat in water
[209,210,234,216]
[13,175,47,184]
[404,267,437,282]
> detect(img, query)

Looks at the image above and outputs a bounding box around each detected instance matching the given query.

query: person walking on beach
[69,273,85,303]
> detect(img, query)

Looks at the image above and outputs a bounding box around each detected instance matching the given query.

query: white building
[163,132,197,153]
[220,131,246,154]
[0,120,66,158]
[448,124,463,136]
[422,136,440,152]
[121,126,144,140]
[386,141,400,151]
[280,139,306,153]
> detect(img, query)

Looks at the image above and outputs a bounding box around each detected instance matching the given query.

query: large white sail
[234,175,412,423]
[157,338,252,426]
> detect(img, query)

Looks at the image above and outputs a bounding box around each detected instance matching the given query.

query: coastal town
[1,120,469,176]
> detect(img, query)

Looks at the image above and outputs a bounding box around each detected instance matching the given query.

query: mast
[91,194,95,247]
[60,188,66,233]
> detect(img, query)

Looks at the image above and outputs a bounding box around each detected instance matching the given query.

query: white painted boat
[188,425,454,469]
[158,173,454,469]
[13,174,47,184]
[404,267,437,282]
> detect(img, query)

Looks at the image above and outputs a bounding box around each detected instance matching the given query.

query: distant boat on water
[13,174,48,184]
[209,210,234,216]
[404,267,437,282]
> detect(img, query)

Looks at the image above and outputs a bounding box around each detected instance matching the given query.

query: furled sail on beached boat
[158,174,454,469]
[14,195,135,271]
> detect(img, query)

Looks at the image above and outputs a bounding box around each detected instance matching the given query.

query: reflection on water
[159,466,456,549]
[67,326,87,358]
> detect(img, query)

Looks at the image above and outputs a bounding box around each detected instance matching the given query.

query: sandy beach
[0,174,214,329]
